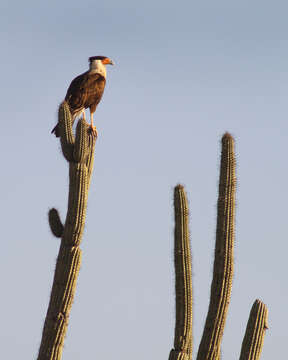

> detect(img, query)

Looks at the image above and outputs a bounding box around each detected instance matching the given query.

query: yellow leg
[90,112,94,127]
[82,109,86,120]
[90,111,98,137]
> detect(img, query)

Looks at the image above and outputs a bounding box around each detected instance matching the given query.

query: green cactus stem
[239,299,268,360]
[169,185,193,360]
[196,132,236,360]
[37,102,96,360]
[48,208,64,238]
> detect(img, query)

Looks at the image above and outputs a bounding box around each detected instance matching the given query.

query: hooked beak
[109,59,114,65]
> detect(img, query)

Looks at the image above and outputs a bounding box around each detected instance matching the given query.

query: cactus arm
[169,185,193,360]
[37,103,96,360]
[86,135,96,189]
[48,208,64,238]
[73,118,89,163]
[197,133,236,360]
[58,101,75,161]
[239,299,268,360]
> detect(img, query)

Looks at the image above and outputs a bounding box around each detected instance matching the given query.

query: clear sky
[1,0,287,358]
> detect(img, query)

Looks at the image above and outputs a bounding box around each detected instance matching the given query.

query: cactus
[37,101,96,360]
[239,300,268,360]
[169,133,268,360]
[197,132,236,360]
[169,185,193,360]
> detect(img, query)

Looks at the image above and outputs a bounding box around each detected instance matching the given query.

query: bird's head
[89,56,114,66]
[88,56,114,77]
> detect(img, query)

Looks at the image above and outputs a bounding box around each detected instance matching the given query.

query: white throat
[89,59,106,78]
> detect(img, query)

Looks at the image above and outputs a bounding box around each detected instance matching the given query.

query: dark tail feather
[51,123,60,137]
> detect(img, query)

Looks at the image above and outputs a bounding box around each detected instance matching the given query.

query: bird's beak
[109,59,114,65]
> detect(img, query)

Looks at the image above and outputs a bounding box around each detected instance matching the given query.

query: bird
[51,55,114,137]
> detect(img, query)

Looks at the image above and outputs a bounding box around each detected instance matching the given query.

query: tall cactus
[169,133,268,360]
[169,185,193,360]
[197,132,236,360]
[37,102,96,360]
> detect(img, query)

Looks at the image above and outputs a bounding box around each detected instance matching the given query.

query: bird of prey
[51,55,114,137]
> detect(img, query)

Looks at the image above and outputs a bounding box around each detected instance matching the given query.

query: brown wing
[65,72,106,117]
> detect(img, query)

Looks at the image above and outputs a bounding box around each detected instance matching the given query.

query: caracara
[51,55,114,137]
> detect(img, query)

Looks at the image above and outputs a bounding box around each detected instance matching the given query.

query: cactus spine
[37,102,96,360]
[169,133,268,360]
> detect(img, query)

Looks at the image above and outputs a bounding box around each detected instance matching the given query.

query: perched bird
[52,55,114,137]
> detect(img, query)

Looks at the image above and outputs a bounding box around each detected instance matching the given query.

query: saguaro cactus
[169,185,193,360]
[37,102,96,360]
[239,300,268,360]
[169,133,268,360]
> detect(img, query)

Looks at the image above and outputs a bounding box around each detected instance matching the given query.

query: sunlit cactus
[37,101,96,360]
[239,299,268,360]
[38,119,268,360]
[168,133,268,360]
[197,133,236,360]
[169,185,193,360]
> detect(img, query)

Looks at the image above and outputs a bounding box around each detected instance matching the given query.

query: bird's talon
[88,125,98,138]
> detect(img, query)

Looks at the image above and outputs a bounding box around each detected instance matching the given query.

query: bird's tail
[51,123,60,137]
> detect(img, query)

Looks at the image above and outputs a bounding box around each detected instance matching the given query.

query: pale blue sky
[1,1,287,358]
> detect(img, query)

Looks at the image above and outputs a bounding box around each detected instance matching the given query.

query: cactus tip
[175,184,185,191]
[222,132,234,141]
[222,132,235,152]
